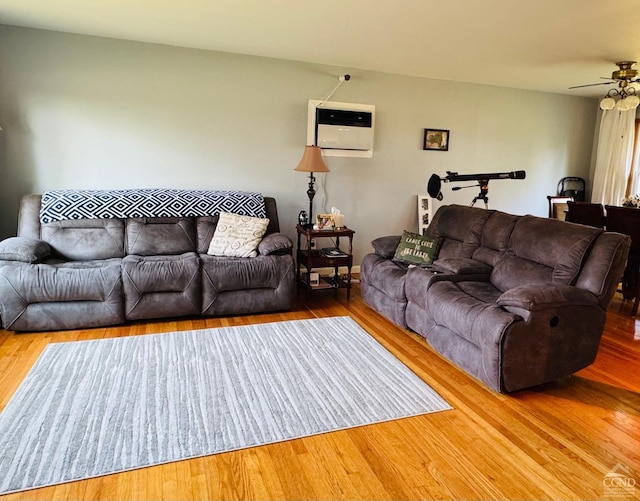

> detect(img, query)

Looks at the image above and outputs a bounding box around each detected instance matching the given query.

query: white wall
[0,25,598,264]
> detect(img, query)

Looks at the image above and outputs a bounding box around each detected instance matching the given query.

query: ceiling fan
[570,61,640,110]
[569,61,639,90]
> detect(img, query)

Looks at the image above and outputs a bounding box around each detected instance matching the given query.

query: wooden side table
[296,224,355,298]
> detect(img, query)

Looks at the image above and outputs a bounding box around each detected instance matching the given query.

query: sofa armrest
[498,283,605,392]
[371,235,402,258]
[258,233,293,256]
[0,237,51,263]
[497,283,598,313]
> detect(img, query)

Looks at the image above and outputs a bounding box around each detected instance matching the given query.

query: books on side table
[301,274,339,289]
[321,247,348,258]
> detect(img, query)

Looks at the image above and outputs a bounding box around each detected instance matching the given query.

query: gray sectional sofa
[0,192,295,331]
[361,204,630,393]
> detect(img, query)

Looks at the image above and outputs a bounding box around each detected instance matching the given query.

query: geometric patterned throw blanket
[39,189,266,223]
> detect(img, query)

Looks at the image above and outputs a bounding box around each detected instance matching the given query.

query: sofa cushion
[491,256,554,293]
[393,231,440,266]
[126,217,197,256]
[472,211,519,266]
[41,218,125,260]
[207,212,269,258]
[0,258,122,302]
[0,237,51,263]
[201,254,285,292]
[491,216,602,292]
[427,205,493,259]
[426,280,517,348]
[0,259,124,331]
[122,252,201,320]
[201,254,294,316]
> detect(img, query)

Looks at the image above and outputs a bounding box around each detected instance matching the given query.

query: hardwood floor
[0,285,638,500]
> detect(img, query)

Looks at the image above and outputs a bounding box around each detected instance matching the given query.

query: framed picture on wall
[423,129,449,151]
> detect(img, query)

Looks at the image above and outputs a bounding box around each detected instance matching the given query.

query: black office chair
[565,201,605,228]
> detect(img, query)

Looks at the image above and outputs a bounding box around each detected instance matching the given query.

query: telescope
[427,170,526,208]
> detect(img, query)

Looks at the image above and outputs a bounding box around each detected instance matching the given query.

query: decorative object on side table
[294,145,330,227]
[316,213,335,230]
[331,206,345,229]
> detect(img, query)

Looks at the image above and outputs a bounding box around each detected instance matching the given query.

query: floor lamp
[294,145,329,227]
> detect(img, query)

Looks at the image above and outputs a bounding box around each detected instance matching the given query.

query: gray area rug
[0,316,451,494]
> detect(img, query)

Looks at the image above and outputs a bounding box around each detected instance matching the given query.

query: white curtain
[626,121,640,197]
[591,108,636,205]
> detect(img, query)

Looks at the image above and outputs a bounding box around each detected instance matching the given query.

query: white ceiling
[1,0,639,98]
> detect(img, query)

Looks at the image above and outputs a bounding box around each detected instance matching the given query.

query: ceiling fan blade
[569,81,616,89]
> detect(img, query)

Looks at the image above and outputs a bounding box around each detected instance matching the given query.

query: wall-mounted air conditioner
[307,100,375,158]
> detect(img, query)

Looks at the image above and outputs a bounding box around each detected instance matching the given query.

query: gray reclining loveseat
[361,204,630,393]
[0,190,295,331]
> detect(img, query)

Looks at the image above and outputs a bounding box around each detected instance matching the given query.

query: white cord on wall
[317,75,351,108]
[311,75,349,221]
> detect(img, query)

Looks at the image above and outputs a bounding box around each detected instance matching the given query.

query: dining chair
[565,201,605,228]
[605,205,640,316]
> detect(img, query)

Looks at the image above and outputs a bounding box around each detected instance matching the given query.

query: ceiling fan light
[625,95,640,109]
[615,97,637,111]
[600,97,616,110]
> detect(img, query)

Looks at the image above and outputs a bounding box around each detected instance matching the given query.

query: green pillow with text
[393,231,441,266]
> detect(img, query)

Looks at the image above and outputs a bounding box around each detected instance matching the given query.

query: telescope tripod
[470,179,490,208]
